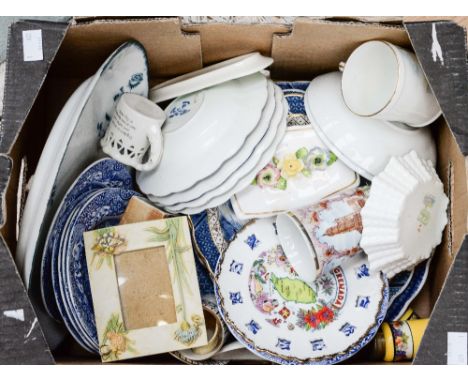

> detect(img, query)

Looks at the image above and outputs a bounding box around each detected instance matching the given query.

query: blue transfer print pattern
[229,292,243,305]
[128,73,144,89]
[356,264,370,279]
[356,296,370,309]
[310,339,326,351]
[229,260,244,275]
[276,338,291,351]
[245,234,260,250]
[246,320,261,335]
[340,323,356,337]
[169,100,191,118]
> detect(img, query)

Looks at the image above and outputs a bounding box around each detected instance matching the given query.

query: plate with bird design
[215,217,389,364]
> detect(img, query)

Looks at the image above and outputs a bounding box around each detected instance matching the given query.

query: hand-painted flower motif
[91,228,127,270]
[128,73,144,89]
[174,314,204,346]
[245,234,260,250]
[356,296,370,309]
[252,147,338,190]
[100,313,136,361]
[278,153,305,179]
[356,264,370,278]
[276,338,291,351]
[310,339,326,351]
[229,292,243,305]
[246,320,261,334]
[255,163,283,189]
[296,305,336,331]
[417,194,436,232]
[389,321,413,361]
[169,100,191,118]
[340,322,356,337]
[229,260,244,275]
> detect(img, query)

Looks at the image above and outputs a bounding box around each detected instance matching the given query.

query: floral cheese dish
[231,127,359,219]
[215,218,388,364]
[83,217,207,361]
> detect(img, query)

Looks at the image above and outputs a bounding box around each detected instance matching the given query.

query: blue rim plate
[388,269,414,307]
[53,193,102,353]
[42,158,133,321]
[60,187,138,350]
[385,259,431,322]
[215,217,388,365]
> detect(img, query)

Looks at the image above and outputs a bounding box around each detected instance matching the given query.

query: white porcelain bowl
[137,73,269,197]
[304,72,436,180]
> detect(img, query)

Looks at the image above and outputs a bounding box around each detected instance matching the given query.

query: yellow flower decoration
[278,153,305,179]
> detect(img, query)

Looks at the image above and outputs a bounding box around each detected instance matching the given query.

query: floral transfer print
[417,194,435,232]
[90,227,127,270]
[248,246,347,333]
[389,321,414,361]
[100,313,136,361]
[252,147,337,190]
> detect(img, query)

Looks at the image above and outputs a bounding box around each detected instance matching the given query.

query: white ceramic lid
[150,52,274,103]
[215,217,388,364]
[231,126,359,219]
[304,72,436,180]
[137,73,269,197]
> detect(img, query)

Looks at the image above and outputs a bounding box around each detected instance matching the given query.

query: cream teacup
[341,41,441,127]
[276,187,368,283]
[101,93,165,171]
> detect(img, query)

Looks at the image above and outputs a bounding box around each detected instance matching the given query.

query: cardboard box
[0,17,467,364]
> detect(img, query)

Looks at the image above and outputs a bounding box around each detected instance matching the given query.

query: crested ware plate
[17,41,149,286]
[58,188,138,351]
[388,269,414,307]
[304,71,436,180]
[163,92,288,215]
[231,121,359,220]
[386,259,431,322]
[137,72,269,197]
[161,83,285,212]
[360,151,448,278]
[150,52,274,102]
[151,80,276,206]
[41,159,133,322]
[215,218,388,365]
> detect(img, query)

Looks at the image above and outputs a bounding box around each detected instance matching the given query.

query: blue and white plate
[215,217,388,365]
[388,269,414,307]
[276,81,311,128]
[42,158,133,321]
[191,205,244,277]
[385,259,431,322]
[58,188,138,352]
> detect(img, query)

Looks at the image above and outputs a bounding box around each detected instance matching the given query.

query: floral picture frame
[83,216,207,362]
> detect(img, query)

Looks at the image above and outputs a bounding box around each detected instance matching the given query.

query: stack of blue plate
[40,159,139,353]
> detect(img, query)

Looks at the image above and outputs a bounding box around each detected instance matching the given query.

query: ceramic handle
[136,128,163,172]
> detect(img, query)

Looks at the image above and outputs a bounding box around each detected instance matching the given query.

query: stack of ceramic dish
[231,81,359,219]
[360,151,448,278]
[137,72,288,215]
[40,159,139,353]
[304,72,436,180]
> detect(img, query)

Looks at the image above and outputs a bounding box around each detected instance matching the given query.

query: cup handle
[135,127,163,172]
